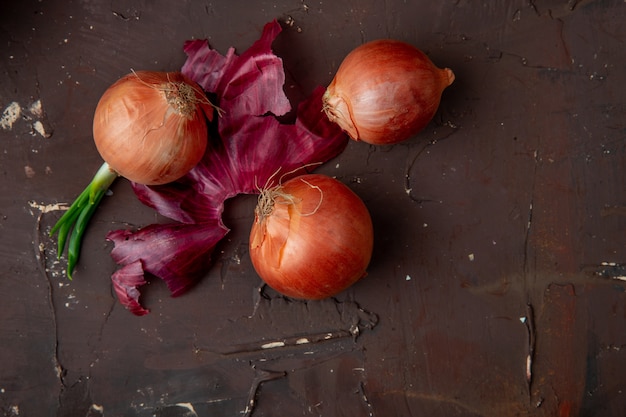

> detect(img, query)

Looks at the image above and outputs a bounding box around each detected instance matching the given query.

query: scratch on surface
[359,381,375,417]
[149,299,379,371]
[219,329,357,355]
[520,303,536,398]
[523,200,534,270]
[554,17,572,68]
[29,198,72,406]
[404,128,458,204]
[522,149,539,280]
[566,0,600,11]
[241,367,286,417]
[381,390,484,415]
[404,120,459,203]
[404,139,434,200]
[139,401,207,416]
[520,147,539,403]
[590,262,626,282]
[249,282,266,318]
[111,7,141,21]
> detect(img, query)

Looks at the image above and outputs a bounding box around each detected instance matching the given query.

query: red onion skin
[323,39,455,145]
[249,174,374,300]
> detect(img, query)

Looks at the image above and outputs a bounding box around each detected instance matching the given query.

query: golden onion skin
[93,71,209,185]
[323,39,455,145]
[250,174,374,299]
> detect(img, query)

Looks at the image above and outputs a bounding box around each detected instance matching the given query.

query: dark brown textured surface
[1,1,625,416]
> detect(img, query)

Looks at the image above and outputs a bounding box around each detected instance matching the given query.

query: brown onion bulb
[93,71,212,185]
[323,39,455,145]
[249,174,374,299]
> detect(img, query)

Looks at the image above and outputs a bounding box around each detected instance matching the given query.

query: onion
[51,70,214,278]
[94,70,212,185]
[249,174,374,299]
[323,39,455,145]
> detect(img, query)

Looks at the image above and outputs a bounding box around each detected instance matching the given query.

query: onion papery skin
[93,71,210,185]
[249,174,374,300]
[323,39,455,145]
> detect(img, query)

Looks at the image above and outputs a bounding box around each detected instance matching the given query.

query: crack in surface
[30,203,67,407]
[522,150,539,282]
[518,144,540,408]
[208,300,378,356]
[358,381,375,417]
[404,126,459,204]
[521,303,536,400]
[30,201,119,414]
[241,367,286,417]
[110,0,141,21]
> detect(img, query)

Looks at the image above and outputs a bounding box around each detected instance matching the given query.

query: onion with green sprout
[51,70,215,278]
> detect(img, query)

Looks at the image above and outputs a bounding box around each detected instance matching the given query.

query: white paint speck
[28,200,69,213]
[33,120,49,138]
[405,275,411,281]
[261,341,285,349]
[1,102,21,130]
[468,253,475,261]
[175,403,197,416]
[24,165,36,178]
[29,99,43,117]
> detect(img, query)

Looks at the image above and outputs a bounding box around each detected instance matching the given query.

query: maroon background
[1,0,625,416]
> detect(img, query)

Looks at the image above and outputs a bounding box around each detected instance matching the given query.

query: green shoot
[50,162,118,279]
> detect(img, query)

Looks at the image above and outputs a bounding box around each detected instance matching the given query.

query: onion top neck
[163,81,197,118]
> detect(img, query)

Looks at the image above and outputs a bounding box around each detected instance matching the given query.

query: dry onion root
[50,71,215,278]
[323,39,455,145]
[249,174,374,299]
